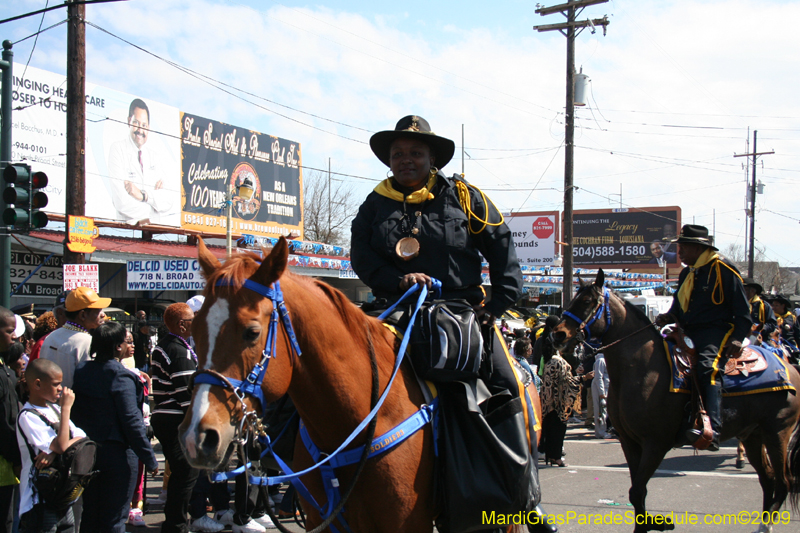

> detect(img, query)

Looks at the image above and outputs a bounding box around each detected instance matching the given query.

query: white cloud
[2,0,799,267]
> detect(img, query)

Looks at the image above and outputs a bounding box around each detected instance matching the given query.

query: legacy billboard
[569,207,681,268]
[505,211,559,266]
[180,113,303,238]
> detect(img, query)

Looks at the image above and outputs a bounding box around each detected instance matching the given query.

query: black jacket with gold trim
[668,256,752,342]
[351,173,522,317]
[750,298,777,337]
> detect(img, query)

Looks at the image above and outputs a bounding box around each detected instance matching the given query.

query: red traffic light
[31,171,48,188]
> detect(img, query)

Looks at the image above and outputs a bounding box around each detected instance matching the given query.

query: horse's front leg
[621,438,675,533]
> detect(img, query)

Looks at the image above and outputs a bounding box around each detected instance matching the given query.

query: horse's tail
[789,420,800,513]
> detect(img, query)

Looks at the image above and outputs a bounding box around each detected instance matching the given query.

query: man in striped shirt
[151,303,198,533]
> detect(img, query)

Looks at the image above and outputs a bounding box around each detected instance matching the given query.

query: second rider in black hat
[656,225,752,451]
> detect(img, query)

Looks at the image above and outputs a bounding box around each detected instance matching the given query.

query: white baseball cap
[186,295,205,313]
[14,315,26,338]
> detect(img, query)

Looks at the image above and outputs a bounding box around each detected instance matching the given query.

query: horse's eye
[243,327,261,343]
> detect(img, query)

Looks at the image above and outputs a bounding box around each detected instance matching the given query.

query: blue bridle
[192,279,303,411]
[562,286,612,348]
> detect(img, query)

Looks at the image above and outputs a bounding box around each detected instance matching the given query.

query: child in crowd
[16,359,86,533]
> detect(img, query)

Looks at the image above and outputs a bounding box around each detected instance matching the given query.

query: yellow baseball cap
[65,286,112,312]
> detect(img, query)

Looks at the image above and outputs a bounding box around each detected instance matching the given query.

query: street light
[226,175,255,257]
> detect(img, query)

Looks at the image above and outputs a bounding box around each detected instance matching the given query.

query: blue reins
[193,275,440,494]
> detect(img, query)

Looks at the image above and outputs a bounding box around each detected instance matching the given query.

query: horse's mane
[617,294,653,325]
[311,279,372,334]
[202,250,373,340]
[203,251,264,296]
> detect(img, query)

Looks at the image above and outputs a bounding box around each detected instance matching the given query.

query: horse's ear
[197,237,222,278]
[251,237,289,286]
[594,269,605,288]
[577,276,585,288]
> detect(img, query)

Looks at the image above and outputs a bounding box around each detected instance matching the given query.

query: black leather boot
[685,382,722,451]
[528,504,558,533]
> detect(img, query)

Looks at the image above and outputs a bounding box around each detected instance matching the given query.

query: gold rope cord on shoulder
[710,260,744,306]
[455,177,504,234]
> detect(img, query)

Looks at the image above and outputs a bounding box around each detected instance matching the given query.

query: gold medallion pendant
[395,237,420,260]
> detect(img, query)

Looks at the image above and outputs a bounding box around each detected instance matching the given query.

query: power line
[253,0,562,117]
[11,18,67,46]
[85,21,370,144]
[21,1,51,83]
[226,0,558,121]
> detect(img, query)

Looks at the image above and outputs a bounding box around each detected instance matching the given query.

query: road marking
[559,464,758,479]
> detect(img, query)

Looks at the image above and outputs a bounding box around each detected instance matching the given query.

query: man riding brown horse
[655,224,752,451]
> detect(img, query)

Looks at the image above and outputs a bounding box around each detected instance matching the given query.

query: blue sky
[2,0,800,274]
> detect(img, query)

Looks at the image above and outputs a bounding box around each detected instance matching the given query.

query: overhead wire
[85,21,370,144]
[227,0,559,121]
[252,0,562,116]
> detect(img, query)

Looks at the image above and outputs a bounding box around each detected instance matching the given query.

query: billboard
[505,211,559,266]
[9,64,182,226]
[180,113,303,238]
[569,207,681,268]
[8,65,302,237]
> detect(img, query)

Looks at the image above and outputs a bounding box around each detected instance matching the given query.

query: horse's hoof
[753,522,772,533]
[528,505,558,533]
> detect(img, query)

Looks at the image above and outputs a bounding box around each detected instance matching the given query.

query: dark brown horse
[178,238,541,532]
[552,270,800,533]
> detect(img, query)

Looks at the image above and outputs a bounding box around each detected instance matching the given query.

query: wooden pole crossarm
[534,17,610,32]
[535,0,609,17]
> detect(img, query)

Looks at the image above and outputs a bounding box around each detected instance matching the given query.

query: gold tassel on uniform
[455,178,504,234]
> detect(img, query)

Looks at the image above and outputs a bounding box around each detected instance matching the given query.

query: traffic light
[30,170,49,229]
[2,163,48,230]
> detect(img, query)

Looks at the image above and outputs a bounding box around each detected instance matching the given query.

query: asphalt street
[127,421,799,533]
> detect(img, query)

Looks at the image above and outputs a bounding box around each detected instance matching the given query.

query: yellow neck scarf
[677,249,719,312]
[373,174,437,204]
[749,294,764,322]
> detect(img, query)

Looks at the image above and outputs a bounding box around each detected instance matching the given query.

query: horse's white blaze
[184,383,211,459]
[205,298,229,370]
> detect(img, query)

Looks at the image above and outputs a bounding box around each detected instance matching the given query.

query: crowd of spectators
[0,289,285,533]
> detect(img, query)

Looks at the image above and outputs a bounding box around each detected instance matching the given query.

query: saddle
[724,347,768,377]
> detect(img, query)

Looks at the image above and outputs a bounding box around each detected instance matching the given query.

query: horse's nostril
[200,429,220,454]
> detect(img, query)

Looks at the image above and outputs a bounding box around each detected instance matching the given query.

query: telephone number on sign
[573,245,647,259]
[14,142,47,154]
[10,268,63,281]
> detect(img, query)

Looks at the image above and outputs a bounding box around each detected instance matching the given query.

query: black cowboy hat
[668,224,717,251]
[741,278,764,294]
[767,294,793,307]
[370,115,456,168]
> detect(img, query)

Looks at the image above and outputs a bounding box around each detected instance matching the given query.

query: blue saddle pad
[666,342,795,397]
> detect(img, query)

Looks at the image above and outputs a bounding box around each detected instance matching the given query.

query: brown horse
[178,237,541,532]
[551,270,800,533]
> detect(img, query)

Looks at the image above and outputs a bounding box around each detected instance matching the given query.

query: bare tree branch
[303,170,359,246]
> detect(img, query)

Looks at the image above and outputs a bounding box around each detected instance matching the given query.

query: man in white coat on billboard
[107,98,174,224]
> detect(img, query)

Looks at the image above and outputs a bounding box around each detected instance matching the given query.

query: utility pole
[327,157,331,242]
[64,0,86,264]
[734,130,773,278]
[534,0,609,307]
[0,41,13,308]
